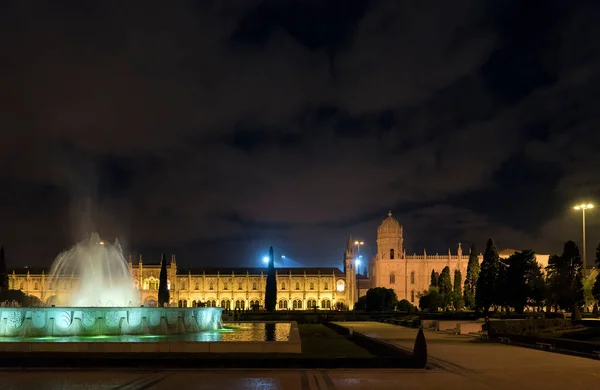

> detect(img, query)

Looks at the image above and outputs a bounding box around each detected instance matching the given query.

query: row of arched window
[280,282,325,290]
[279,299,331,309]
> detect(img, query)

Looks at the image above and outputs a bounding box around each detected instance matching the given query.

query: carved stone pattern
[7,311,24,329]
[32,311,46,328]
[56,311,73,329]
[105,311,120,327]
[82,310,96,327]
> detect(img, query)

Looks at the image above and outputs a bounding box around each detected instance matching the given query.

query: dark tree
[546,241,584,319]
[0,247,8,292]
[264,246,277,312]
[452,269,464,310]
[413,328,427,368]
[430,269,438,287]
[365,287,398,312]
[158,253,170,307]
[396,299,416,313]
[592,243,600,305]
[476,238,500,313]
[496,259,509,311]
[438,266,453,308]
[418,288,443,312]
[505,250,543,313]
[463,244,480,309]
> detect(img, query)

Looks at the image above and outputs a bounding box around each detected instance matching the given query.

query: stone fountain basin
[0,307,224,337]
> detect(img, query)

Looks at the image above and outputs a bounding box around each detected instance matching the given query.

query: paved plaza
[0,322,598,389]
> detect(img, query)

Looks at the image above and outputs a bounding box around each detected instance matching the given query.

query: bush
[0,289,42,307]
[397,299,416,313]
[490,319,573,335]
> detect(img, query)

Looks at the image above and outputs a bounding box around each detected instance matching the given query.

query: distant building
[7,211,549,309]
[368,211,549,304]
[9,254,358,310]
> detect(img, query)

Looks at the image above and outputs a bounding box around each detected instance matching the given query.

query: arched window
[323,282,329,290]
[238,282,243,290]
[183,300,188,307]
[411,291,415,303]
[209,282,214,290]
[278,300,288,309]
[293,299,302,310]
[252,281,257,290]
[210,300,216,307]
[178,300,183,307]
[19,282,24,290]
[307,299,317,309]
[192,300,197,307]
[281,282,286,290]
[390,249,395,259]
[389,273,396,284]
[34,282,39,290]
[223,283,228,290]
[221,300,230,309]
[321,299,331,309]
[195,283,199,290]
[410,271,415,284]
[309,282,314,290]
[295,282,300,290]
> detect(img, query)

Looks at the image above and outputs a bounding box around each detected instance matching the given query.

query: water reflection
[0,322,292,343]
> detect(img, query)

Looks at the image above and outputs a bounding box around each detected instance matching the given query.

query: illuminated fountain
[0,233,223,337]
[48,232,139,307]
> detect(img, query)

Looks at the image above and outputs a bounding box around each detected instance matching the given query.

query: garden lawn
[298,324,375,358]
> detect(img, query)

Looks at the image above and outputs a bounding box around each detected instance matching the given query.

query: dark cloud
[1,0,600,269]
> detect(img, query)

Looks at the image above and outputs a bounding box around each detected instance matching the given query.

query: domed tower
[377,211,403,260]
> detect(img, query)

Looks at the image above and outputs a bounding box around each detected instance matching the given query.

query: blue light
[263,256,269,264]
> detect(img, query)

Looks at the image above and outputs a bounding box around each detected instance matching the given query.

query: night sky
[1,0,599,270]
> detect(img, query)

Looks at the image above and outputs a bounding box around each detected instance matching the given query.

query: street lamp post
[573,203,594,269]
[354,241,364,305]
[355,259,361,304]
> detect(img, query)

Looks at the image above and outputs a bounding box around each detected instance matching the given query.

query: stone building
[7,211,549,309]
[368,211,549,304]
[9,254,359,310]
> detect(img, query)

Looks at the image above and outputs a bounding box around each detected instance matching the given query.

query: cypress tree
[264,246,277,312]
[476,238,500,313]
[430,269,438,287]
[438,266,453,308]
[158,253,170,307]
[412,328,427,368]
[0,246,8,293]
[463,244,480,309]
[453,269,464,310]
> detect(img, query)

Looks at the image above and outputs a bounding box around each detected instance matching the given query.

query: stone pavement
[0,322,598,389]
[334,321,600,389]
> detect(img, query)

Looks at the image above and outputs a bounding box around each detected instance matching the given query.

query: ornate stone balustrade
[0,307,223,337]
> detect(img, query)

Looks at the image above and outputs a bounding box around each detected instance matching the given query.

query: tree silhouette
[264,246,277,312]
[158,254,170,307]
[438,266,453,308]
[546,241,584,319]
[452,269,464,310]
[463,244,480,309]
[430,269,438,287]
[505,250,543,313]
[476,239,500,313]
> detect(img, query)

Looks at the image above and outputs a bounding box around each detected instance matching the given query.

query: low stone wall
[437,320,472,331]
[457,322,483,335]
[421,319,437,329]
